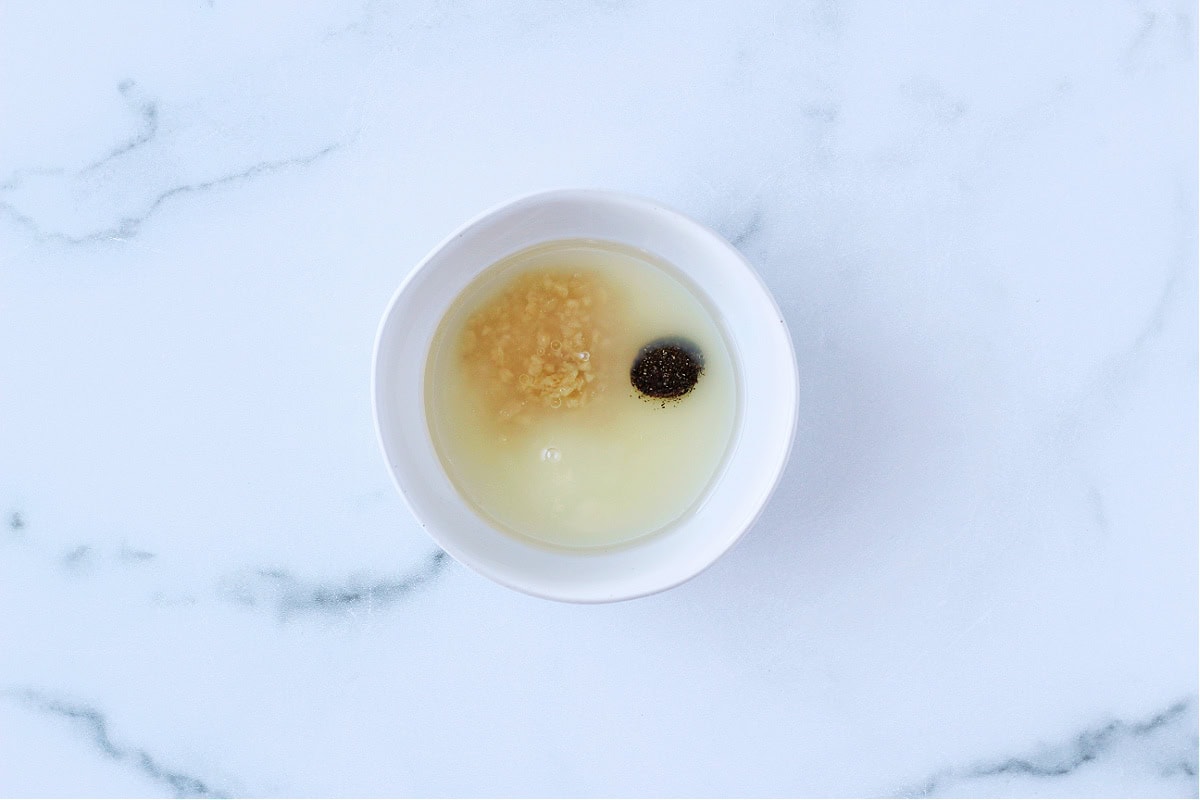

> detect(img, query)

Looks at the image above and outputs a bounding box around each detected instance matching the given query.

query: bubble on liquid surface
[542,447,561,463]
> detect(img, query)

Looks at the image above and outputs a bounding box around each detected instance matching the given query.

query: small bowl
[372,190,797,602]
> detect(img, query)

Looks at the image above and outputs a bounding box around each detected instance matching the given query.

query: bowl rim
[371,188,798,602]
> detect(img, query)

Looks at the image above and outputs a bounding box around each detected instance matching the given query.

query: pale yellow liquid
[425,239,737,549]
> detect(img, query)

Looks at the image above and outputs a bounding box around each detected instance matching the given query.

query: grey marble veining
[5,690,230,799]
[896,700,1198,798]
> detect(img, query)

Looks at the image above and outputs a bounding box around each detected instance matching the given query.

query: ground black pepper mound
[630,337,704,401]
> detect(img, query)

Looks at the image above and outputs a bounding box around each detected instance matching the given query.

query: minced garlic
[460,269,614,423]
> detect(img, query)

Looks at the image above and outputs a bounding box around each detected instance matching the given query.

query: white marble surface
[1,1,1196,797]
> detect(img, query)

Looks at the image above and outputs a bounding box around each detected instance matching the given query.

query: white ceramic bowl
[372,190,797,603]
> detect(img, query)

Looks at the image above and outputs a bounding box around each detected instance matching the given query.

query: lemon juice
[425,239,737,549]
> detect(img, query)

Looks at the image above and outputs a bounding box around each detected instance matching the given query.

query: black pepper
[631,337,704,402]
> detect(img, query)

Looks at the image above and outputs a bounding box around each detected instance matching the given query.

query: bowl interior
[373,190,796,602]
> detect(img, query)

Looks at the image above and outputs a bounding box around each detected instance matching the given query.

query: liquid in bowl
[424,239,738,549]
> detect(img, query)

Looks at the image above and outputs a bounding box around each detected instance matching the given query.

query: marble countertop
[1,2,1196,797]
